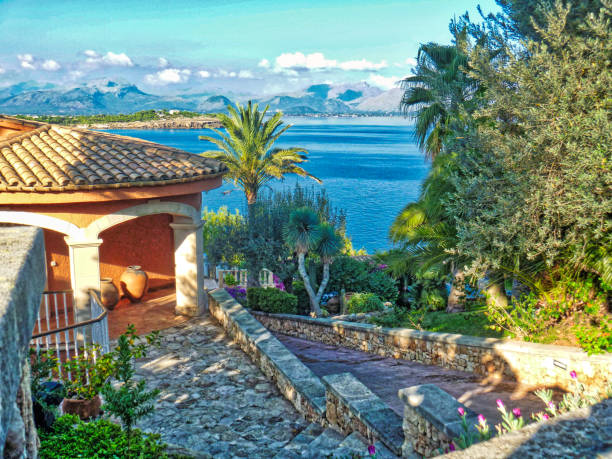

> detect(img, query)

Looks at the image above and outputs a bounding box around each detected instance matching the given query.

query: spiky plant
[199,101,321,210]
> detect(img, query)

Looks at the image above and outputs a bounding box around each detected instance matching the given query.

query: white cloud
[83,50,133,67]
[276,52,337,70]
[238,70,254,79]
[102,52,133,66]
[198,70,210,78]
[17,54,35,69]
[338,59,387,71]
[257,58,270,68]
[368,74,402,90]
[0,66,5,74]
[218,69,237,78]
[69,70,84,80]
[405,57,417,67]
[158,57,169,68]
[42,59,61,71]
[145,68,191,85]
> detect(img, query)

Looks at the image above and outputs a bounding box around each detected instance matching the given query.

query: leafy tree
[449,2,612,289]
[199,101,321,209]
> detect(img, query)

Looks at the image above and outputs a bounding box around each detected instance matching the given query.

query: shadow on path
[275,332,546,425]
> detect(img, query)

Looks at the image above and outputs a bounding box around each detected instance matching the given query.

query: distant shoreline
[76,116,222,130]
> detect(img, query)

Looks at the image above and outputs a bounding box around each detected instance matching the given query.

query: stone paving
[276,333,547,426]
[133,316,308,458]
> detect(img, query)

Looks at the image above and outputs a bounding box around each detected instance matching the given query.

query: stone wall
[252,312,612,395]
[0,226,46,458]
[208,289,326,423]
[322,372,404,456]
[438,398,612,458]
[399,384,480,458]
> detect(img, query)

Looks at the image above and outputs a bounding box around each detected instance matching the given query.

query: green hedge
[247,287,298,314]
[291,280,311,315]
[347,293,384,314]
[327,257,398,302]
[39,415,171,458]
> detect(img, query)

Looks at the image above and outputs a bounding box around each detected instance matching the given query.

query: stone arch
[0,210,81,238]
[85,201,199,239]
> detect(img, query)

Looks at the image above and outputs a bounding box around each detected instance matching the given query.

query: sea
[104,116,429,252]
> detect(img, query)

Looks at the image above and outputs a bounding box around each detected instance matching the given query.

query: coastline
[75,116,222,130]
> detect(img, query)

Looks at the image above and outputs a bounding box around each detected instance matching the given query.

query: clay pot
[62,395,101,420]
[100,278,119,310]
[120,265,149,302]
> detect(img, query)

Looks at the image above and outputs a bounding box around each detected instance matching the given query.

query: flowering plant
[226,286,247,305]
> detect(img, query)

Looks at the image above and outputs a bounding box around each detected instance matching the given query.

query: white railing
[217,268,276,288]
[31,290,110,376]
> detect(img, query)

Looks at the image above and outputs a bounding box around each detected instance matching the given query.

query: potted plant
[59,344,115,420]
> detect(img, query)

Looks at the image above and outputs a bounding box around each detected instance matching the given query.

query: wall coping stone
[399,384,479,439]
[0,227,45,457]
[252,311,612,363]
[322,372,404,455]
[208,289,326,419]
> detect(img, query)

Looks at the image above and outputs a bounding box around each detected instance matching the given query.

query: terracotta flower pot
[62,395,101,420]
[100,278,119,310]
[120,265,149,302]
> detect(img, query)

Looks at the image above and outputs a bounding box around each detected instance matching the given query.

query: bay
[104,116,429,252]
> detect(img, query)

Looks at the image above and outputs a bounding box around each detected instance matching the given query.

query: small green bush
[347,293,384,314]
[366,269,399,303]
[39,414,170,458]
[247,287,298,314]
[326,257,398,302]
[291,280,311,315]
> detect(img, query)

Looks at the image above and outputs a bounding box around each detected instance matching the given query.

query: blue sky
[0,0,500,95]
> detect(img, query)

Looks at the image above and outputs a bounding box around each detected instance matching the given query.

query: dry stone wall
[252,312,612,395]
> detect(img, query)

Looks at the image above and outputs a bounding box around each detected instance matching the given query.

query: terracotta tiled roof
[0,116,226,192]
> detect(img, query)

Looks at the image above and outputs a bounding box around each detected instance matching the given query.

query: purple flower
[457,407,465,417]
[543,413,550,420]
[477,414,486,424]
[496,399,504,409]
[569,370,577,380]
[548,401,555,410]
[368,445,376,455]
[512,408,521,418]
[449,442,456,452]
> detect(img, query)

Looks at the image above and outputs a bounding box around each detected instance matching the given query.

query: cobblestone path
[133,317,308,458]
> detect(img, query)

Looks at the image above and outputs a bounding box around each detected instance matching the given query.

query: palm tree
[284,208,342,316]
[400,41,476,159]
[199,101,321,210]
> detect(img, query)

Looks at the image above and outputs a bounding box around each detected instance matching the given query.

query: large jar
[99,278,119,310]
[119,265,149,303]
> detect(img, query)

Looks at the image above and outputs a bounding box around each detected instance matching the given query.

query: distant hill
[0,79,403,116]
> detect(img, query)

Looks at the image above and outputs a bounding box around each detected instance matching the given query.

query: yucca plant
[199,101,321,212]
[284,208,343,315]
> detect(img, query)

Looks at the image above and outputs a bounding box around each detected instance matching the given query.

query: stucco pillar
[170,218,205,316]
[65,237,102,322]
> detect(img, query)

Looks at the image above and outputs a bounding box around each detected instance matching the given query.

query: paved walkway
[275,333,547,426]
[133,316,307,458]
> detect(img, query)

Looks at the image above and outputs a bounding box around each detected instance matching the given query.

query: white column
[65,237,103,322]
[170,218,205,316]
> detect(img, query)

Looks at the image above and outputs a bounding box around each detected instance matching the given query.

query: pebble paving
[133,316,308,458]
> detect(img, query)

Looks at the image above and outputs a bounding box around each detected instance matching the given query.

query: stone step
[332,431,399,459]
[301,427,345,458]
[273,423,325,459]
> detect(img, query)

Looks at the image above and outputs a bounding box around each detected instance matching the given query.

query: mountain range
[0,80,403,116]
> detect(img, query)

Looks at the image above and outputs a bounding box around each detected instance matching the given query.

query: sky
[0,0,500,96]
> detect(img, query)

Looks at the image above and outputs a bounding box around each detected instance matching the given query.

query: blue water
[105,117,428,252]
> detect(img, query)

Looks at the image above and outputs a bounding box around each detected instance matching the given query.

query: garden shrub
[39,414,170,458]
[326,257,398,302]
[347,293,384,314]
[247,287,298,314]
[291,280,311,315]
